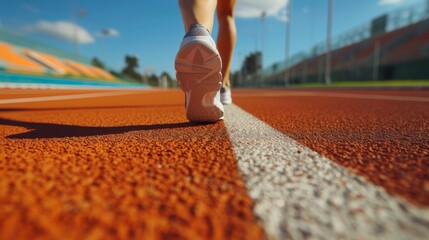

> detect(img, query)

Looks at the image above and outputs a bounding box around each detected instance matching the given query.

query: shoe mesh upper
[185,24,211,38]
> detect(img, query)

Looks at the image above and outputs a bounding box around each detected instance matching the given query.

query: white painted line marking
[0,91,138,104]
[0,82,149,90]
[235,91,429,102]
[224,104,429,240]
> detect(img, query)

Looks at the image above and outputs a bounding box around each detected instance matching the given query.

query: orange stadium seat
[23,49,82,77]
[382,26,429,64]
[0,41,47,74]
[63,60,100,78]
[88,66,117,81]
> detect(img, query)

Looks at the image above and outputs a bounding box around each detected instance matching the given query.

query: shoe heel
[175,39,223,122]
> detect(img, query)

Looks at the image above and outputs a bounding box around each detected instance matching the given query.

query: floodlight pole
[72,0,79,56]
[72,0,85,57]
[260,11,266,57]
[426,0,429,17]
[372,41,381,81]
[325,0,334,85]
[284,0,292,86]
[72,14,78,56]
[260,11,266,86]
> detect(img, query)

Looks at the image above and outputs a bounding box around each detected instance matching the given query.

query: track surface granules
[0,89,264,240]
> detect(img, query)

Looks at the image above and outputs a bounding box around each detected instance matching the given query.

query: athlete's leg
[178,0,217,32]
[216,0,237,87]
[176,0,224,122]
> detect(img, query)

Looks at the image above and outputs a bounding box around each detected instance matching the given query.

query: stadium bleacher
[382,20,429,64]
[257,3,429,85]
[0,28,119,85]
[0,42,48,74]
[24,49,82,77]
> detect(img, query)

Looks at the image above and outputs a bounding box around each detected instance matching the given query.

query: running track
[0,88,428,239]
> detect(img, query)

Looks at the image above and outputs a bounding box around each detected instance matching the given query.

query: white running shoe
[220,86,232,105]
[175,24,224,122]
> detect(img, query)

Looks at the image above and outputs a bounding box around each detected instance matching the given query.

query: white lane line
[0,91,138,104]
[234,91,429,102]
[0,82,148,90]
[224,104,429,240]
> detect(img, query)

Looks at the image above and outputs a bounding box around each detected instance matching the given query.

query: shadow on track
[0,104,183,113]
[0,117,204,139]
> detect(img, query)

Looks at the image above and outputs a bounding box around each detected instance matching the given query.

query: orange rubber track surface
[0,89,263,240]
[234,88,429,206]
[1,88,428,239]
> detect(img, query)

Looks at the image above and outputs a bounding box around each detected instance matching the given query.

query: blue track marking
[0,72,149,89]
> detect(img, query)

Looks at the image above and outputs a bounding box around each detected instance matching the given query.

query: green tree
[121,55,142,82]
[147,74,159,87]
[91,57,105,69]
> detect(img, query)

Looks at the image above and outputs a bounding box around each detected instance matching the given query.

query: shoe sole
[221,99,232,105]
[175,40,223,122]
[221,91,232,105]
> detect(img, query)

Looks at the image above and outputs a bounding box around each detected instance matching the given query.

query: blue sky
[0,0,425,76]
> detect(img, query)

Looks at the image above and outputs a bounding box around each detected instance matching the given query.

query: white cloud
[235,0,289,21]
[379,0,403,5]
[28,20,95,44]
